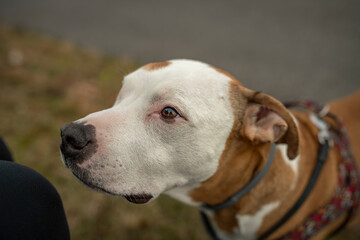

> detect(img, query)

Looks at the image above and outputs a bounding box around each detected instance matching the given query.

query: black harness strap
[200,211,221,240]
[258,140,330,239]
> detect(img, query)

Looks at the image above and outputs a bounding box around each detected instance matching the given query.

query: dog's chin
[71,170,111,193]
[70,170,154,204]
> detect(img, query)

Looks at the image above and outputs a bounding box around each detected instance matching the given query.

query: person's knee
[0,161,70,240]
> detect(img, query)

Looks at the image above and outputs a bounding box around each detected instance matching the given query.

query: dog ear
[240,87,299,159]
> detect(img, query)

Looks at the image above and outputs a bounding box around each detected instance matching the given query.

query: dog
[60,59,360,239]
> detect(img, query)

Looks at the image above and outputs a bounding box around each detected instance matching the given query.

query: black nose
[60,122,97,164]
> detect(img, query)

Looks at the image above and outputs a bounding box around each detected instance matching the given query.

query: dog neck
[167,111,338,238]
[191,136,301,234]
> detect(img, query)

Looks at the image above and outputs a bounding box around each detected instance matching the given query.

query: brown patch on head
[211,66,243,86]
[142,61,171,71]
[228,80,248,135]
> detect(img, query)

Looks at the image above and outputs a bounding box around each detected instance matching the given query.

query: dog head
[60,59,298,204]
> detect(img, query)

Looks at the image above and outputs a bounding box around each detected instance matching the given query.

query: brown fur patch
[142,61,171,71]
[211,66,243,85]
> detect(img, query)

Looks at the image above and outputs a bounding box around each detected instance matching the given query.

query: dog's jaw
[165,183,202,206]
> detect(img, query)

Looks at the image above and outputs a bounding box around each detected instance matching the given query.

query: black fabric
[0,161,70,240]
[0,137,13,162]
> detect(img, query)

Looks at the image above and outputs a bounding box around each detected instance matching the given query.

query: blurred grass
[0,25,357,240]
[0,25,207,240]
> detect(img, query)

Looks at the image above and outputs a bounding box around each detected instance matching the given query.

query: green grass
[0,25,206,240]
[0,25,357,240]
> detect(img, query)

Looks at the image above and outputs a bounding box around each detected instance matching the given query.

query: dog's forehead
[122,59,233,97]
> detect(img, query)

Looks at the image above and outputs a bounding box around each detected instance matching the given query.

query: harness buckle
[309,113,332,146]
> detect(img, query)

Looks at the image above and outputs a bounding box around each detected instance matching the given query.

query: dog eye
[161,107,179,119]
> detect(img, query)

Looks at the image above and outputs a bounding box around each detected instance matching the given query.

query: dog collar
[201,143,277,212]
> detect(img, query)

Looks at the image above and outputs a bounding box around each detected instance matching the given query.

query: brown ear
[240,87,299,159]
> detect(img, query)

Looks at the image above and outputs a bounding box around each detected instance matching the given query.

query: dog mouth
[124,194,153,204]
[71,169,154,204]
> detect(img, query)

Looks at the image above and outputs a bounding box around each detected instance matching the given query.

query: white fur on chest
[198,201,281,240]
[236,201,280,240]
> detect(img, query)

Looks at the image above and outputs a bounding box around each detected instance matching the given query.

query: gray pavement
[1,0,359,102]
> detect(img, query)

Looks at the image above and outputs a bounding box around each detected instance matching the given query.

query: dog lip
[124,194,153,204]
[70,170,109,193]
[70,170,154,203]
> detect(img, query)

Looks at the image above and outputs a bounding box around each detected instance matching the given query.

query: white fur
[165,183,201,206]
[236,201,280,240]
[68,59,235,199]
[277,144,300,176]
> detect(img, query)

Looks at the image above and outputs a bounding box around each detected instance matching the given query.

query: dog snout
[60,122,97,164]
[61,123,90,150]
